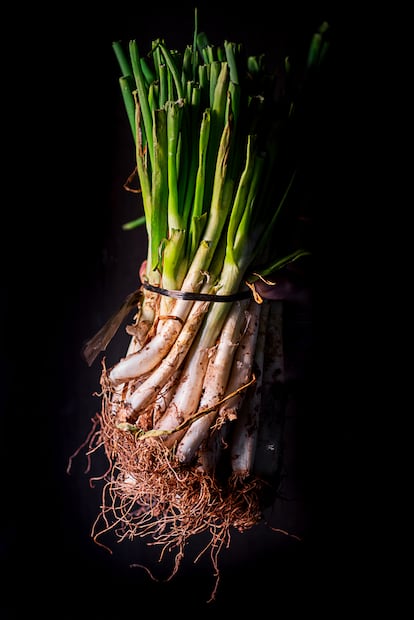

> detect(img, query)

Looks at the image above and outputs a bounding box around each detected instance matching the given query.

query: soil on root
[82,388,268,601]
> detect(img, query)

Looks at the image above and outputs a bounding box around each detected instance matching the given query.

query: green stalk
[224,40,239,85]
[176,106,191,221]
[182,119,234,289]
[140,56,156,85]
[157,41,185,100]
[203,62,230,211]
[118,75,136,140]
[122,215,146,230]
[196,31,210,63]
[133,94,154,281]
[112,40,132,78]
[188,108,210,261]
[192,8,199,82]
[225,134,257,266]
[250,248,311,282]
[148,82,159,114]
[198,64,209,109]
[129,39,154,169]
[205,45,215,64]
[182,45,193,88]
[166,100,183,231]
[216,45,225,62]
[150,107,169,273]
[209,61,221,107]
[158,63,168,108]
[161,100,186,290]
[195,140,266,352]
[232,153,266,268]
[182,84,202,227]
[162,228,187,291]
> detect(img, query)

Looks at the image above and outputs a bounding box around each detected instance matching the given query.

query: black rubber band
[142,281,251,302]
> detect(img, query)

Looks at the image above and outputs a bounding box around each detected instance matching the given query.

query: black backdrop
[1,1,360,616]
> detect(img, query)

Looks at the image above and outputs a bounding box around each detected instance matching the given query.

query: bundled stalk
[80,12,329,600]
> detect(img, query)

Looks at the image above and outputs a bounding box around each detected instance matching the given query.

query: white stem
[152,368,182,427]
[231,301,270,476]
[198,298,261,473]
[218,298,262,420]
[175,298,250,463]
[152,333,211,441]
[110,311,151,412]
[108,297,193,384]
[126,300,210,413]
[108,263,212,385]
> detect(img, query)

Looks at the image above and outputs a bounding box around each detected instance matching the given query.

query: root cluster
[91,373,264,572]
[80,290,286,600]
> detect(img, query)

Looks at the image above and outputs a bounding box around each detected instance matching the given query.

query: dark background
[1,1,363,616]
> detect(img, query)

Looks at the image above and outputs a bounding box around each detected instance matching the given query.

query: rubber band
[142,281,252,302]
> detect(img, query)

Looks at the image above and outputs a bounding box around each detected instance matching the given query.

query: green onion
[87,10,331,601]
